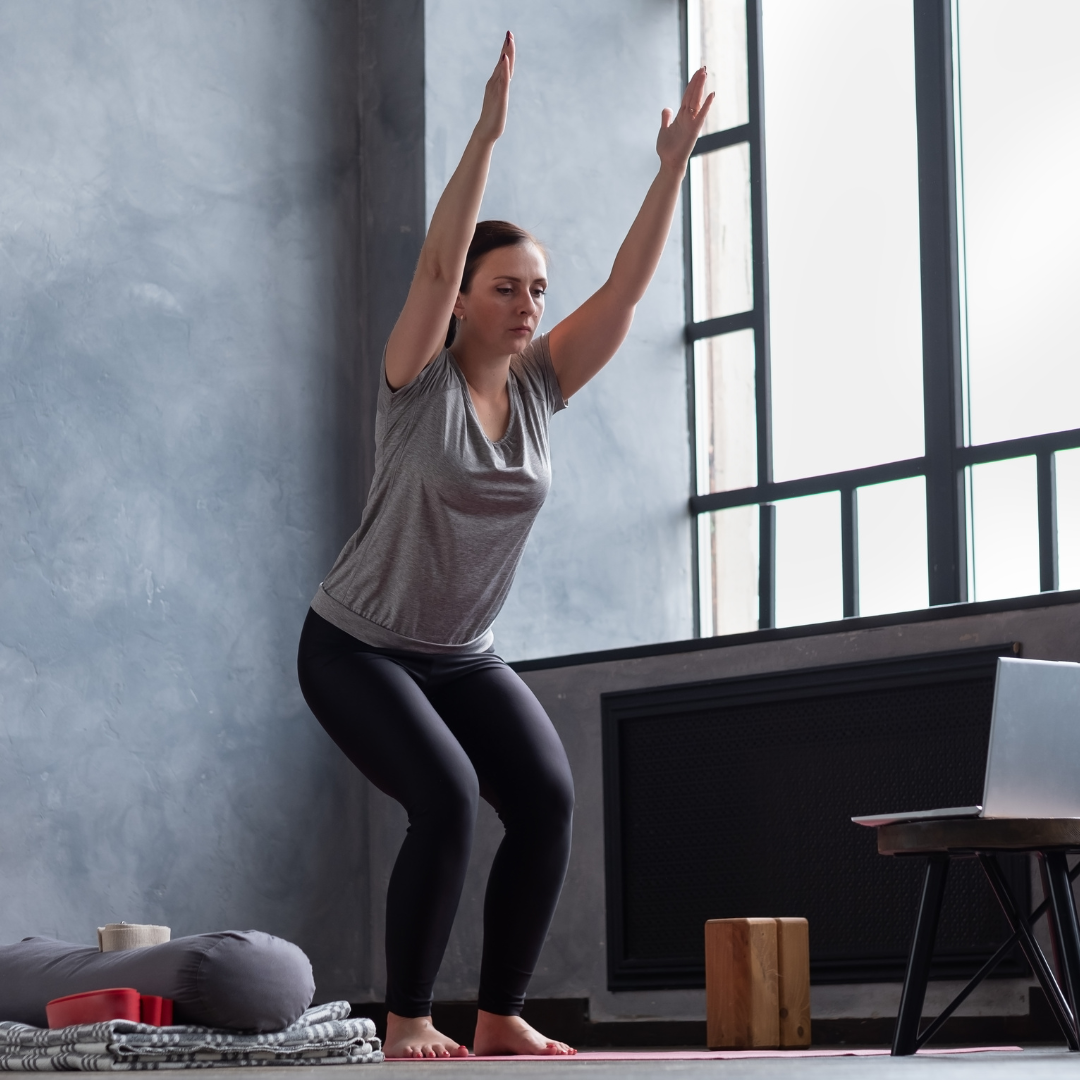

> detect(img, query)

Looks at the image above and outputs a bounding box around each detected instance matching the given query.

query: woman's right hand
[475,31,515,144]
[385,32,514,388]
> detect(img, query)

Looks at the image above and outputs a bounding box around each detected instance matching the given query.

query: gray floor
[240,1047,1076,1079]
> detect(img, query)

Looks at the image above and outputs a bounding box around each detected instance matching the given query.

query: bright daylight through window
[687,0,1080,636]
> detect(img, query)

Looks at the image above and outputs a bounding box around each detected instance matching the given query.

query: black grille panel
[602,645,1028,988]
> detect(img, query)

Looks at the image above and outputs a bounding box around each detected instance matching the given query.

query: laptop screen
[982,657,1080,819]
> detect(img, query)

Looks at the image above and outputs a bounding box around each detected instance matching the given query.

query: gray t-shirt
[311,334,567,653]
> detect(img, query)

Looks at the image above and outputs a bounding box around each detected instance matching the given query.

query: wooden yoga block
[776,917,811,1048]
[705,918,778,1049]
[705,917,811,1050]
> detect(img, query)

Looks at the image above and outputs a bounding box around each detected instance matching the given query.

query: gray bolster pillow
[0,931,315,1032]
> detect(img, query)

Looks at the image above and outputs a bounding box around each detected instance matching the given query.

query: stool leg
[981,853,1078,1050]
[1040,856,1067,992]
[893,855,949,1056]
[1043,852,1080,1045]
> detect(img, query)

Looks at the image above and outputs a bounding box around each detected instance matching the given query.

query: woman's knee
[531,736,575,825]
[503,760,574,837]
[413,760,480,831]
[543,764,575,829]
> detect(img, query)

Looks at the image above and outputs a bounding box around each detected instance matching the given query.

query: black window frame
[685,0,1080,632]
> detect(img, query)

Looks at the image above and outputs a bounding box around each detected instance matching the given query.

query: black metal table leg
[1040,856,1064,987]
[1043,852,1080,1041]
[981,853,1078,1050]
[893,855,949,1056]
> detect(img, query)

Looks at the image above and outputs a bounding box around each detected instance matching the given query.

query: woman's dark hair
[445,220,543,348]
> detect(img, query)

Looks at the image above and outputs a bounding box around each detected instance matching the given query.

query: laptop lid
[982,656,1080,819]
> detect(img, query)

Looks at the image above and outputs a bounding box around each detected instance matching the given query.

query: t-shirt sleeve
[514,333,568,417]
[376,347,456,435]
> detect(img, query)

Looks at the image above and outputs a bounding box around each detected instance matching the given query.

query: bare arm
[384,34,515,390]
[548,69,713,399]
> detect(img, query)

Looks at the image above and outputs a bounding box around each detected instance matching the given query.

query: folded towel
[0,1001,382,1070]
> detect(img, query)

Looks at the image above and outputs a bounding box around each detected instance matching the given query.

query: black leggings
[296,609,574,1017]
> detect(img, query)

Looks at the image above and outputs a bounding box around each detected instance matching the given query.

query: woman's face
[453,242,548,356]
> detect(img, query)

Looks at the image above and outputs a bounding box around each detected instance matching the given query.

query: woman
[298,32,712,1059]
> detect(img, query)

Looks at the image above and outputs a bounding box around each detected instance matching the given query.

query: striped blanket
[0,1002,382,1070]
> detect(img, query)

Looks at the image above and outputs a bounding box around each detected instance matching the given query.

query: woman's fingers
[476,32,514,142]
[681,66,708,117]
[685,90,715,138]
[680,74,697,112]
[494,30,515,80]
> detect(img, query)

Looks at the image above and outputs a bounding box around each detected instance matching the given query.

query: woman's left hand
[656,67,714,173]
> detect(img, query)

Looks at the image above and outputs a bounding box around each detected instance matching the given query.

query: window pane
[775,492,842,627]
[957,1,1080,445]
[699,506,759,637]
[763,0,924,482]
[969,457,1040,601]
[695,330,757,494]
[688,0,749,135]
[857,477,929,617]
[690,144,753,322]
[1056,448,1080,591]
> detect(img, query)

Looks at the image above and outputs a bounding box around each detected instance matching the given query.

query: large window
[687,0,1080,636]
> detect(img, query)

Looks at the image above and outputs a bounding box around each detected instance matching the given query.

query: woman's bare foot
[472,1010,576,1056]
[383,1013,469,1058]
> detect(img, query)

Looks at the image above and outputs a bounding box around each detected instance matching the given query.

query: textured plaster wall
[0,0,371,998]
[425,0,694,663]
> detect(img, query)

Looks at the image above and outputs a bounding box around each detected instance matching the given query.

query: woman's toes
[383,1015,467,1059]
[472,1011,576,1056]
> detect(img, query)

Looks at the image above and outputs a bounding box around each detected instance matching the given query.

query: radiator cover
[601,644,1029,989]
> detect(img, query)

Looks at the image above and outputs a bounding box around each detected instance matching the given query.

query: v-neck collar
[448,350,519,447]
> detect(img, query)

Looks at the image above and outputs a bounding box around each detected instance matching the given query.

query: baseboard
[348,988,1066,1048]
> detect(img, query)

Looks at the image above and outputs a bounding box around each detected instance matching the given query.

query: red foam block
[46,989,175,1029]
[47,988,140,1028]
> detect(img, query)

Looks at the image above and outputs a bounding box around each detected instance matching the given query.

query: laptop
[853,656,1080,827]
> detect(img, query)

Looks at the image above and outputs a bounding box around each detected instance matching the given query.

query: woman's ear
[452,292,466,320]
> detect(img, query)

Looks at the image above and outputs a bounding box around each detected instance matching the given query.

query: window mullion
[1037,451,1059,593]
[682,0,701,637]
[914,0,966,605]
[841,486,860,618]
[746,0,774,627]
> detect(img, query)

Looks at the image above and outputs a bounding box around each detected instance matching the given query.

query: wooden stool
[705,917,811,1049]
[875,818,1080,1055]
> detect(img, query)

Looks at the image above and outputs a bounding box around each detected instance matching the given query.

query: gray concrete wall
[443,598,1080,1020]
[424,0,695,663]
[0,0,375,999]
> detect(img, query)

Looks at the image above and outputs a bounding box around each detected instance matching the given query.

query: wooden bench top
[877,817,1080,855]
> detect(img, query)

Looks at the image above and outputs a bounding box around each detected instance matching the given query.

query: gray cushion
[0,931,314,1032]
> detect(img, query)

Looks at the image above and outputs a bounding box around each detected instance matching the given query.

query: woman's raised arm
[548,69,713,400]
[384,33,515,390]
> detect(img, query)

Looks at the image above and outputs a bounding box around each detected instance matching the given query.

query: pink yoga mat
[390,1046,1022,1061]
